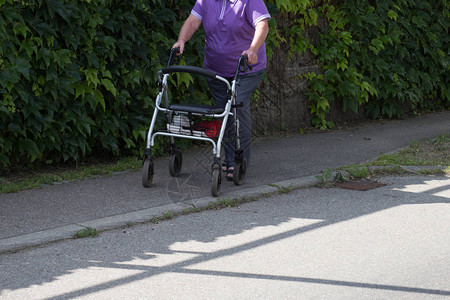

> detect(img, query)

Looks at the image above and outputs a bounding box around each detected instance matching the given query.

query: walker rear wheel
[233,158,247,186]
[211,165,221,197]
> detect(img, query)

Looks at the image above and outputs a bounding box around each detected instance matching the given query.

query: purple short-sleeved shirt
[191,0,271,77]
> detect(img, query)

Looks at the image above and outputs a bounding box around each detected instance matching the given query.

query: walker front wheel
[142,157,154,187]
[169,151,182,177]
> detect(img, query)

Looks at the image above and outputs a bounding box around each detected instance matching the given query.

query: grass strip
[372,133,449,167]
[0,157,141,193]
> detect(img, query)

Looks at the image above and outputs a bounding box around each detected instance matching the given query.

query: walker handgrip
[168,47,181,66]
[162,65,217,79]
[172,47,181,54]
[242,55,249,72]
[240,54,253,72]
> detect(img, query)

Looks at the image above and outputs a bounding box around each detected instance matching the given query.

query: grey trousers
[207,69,265,168]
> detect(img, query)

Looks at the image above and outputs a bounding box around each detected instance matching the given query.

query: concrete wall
[252,50,317,134]
[251,14,365,135]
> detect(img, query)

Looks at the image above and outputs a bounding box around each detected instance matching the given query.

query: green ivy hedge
[269,0,449,129]
[1,0,449,169]
[0,0,205,169]
[344,0,449,120]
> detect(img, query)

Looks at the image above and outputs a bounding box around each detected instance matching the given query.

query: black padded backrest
[162,66,217,79]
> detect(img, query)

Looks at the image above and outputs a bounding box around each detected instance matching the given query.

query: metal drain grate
[335,179,387,191]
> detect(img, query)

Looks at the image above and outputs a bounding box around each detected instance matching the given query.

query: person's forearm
[242,19,269,64]
[173,14,202,54]
[249,19,269,52]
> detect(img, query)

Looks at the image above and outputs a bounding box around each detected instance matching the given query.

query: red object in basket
[193,120,222,138]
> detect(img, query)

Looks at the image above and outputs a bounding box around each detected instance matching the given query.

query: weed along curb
[0,175,319,254]
[316,165,449,188]
[73,227,99,239]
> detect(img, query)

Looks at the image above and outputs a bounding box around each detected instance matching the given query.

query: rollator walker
[142,47,250,197]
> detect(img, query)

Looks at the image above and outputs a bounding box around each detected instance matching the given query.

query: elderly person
[172,0,270,180]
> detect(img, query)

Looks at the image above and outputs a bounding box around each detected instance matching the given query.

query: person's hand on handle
[172,41,185,55]
[242,48,258,65]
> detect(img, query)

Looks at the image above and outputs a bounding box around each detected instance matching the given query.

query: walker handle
[241,54,253,73]
[233,54,252,81]
[168,47,181,67]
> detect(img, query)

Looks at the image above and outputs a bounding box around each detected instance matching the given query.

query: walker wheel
[211,165,221,197]
[233,158,247,186]
[142,157,154,187]
[169,150,182,177]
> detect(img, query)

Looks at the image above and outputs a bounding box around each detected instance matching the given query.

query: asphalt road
[1,175,449,299]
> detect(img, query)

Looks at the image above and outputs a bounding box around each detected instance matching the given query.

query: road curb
[0,175,320,254]
[2,164,448,254]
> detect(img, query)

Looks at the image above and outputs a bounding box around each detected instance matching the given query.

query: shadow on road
[1,176,449,297]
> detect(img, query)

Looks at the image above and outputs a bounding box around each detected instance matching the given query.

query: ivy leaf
[84,68,100,88]
[94,89,106,111]
[336,59,348,71]
[387,10,398,21]
[18,138,41,162]
[56,49,71,67]
[20,40,37,58]
[101,78,117,97]
[360,81,371,92]
[308,9,318,25]
[13,22,30,38]
[14,57,31,80]
[317,97,330,111]
[122,137,135,149]
[33,21,57,37]
[2,6,21,22]
[313,80,324,93]
[340,31,352,45]
[38,48,52,68]
[324,69,340,82]
[412,16,426,28]
[72,83,86,99]
[370,39,384,54]
[175,72,193,88]
[102,70,112,79]
[102,36,117,49]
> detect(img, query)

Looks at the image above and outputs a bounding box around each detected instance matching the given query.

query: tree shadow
[1,176,449,298]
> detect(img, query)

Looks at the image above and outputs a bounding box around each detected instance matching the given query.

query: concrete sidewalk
[1,111,449,253]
